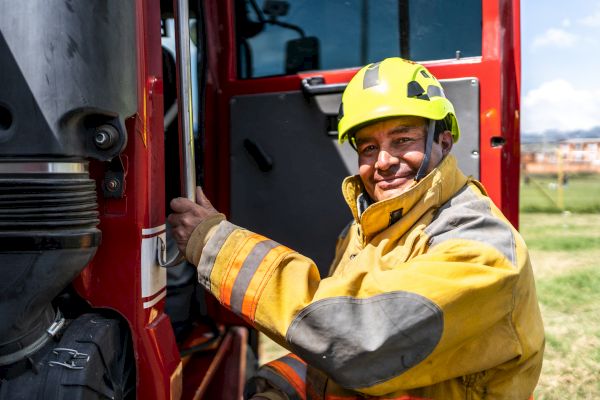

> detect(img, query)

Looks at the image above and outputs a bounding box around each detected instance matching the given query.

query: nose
[374,149,399,171]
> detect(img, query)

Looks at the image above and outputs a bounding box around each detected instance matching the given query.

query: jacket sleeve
[245,353,308,400]
[194,220,527,396]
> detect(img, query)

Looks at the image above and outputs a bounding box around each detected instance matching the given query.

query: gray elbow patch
[285,291,443,389]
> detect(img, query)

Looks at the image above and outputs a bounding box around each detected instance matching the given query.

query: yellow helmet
[338,57,460,145]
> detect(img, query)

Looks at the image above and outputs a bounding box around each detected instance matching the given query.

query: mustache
[374,168,416,182]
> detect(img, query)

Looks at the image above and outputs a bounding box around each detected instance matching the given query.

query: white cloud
[522,79,600,133]
[578,11,600,27]
[532,28,578,48]
[562,18,572,28]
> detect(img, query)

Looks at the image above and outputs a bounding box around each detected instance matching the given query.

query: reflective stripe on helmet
[337,57,460,145]
[362,61,381,89]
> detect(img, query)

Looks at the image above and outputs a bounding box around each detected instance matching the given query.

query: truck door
[202,0,520,276]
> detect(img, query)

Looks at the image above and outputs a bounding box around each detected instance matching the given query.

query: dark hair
[433,115,453,142]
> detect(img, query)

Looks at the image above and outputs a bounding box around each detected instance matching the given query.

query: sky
[521,0,600,134]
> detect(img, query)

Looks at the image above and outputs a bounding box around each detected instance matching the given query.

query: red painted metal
[203,0,521,228]
[202,327,248,400]
[181,327,248,400]
[73,1,252,398]
[62,1,520,398]
[75,1,179,398]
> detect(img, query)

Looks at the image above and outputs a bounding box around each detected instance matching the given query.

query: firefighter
[168,58,544,399]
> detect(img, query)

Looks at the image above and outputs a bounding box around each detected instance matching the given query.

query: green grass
[520,212,600,399]
[521,174,600,213]
[519,213,600,251]
[530,235,600,251]
[537,267,600,312]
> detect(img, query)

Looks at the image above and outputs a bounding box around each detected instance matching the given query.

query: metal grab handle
[175,0,196,200]
[157,233,185,268]
[159,0,196,268]
[301,76,347,96]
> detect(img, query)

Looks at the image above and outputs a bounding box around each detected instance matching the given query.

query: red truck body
[0,1,520,398]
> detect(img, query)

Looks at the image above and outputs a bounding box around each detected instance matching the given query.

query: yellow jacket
[189,155,544,399]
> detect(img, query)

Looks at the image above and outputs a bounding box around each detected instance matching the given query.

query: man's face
[355,116,453,202]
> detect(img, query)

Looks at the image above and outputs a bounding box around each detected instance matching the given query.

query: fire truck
[0,0,520,398]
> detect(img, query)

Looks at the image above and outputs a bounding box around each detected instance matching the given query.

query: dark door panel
[229,77,479,275]
[230,91,355,274]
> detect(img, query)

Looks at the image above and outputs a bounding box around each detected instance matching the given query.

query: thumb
[170,197,196,213]
[196,186,212,207]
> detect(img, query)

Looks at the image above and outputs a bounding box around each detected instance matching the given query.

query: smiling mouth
[376,175,414,189]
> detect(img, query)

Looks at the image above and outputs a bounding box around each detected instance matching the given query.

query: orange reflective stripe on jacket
[198,224,294,321]
[258,354,308,400]
[258,354,435,400]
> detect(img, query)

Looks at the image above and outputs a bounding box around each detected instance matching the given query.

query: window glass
[235,0,482,79]
[404,0,482,61]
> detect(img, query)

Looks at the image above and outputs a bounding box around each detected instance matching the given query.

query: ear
[440,130,453,156]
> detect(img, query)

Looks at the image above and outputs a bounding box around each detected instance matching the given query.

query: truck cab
[0,1,520,398]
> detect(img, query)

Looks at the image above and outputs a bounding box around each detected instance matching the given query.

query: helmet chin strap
[415,119,436,181]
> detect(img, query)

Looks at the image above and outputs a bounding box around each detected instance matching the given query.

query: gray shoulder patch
[425,185,516,266]
[285,291,443,389]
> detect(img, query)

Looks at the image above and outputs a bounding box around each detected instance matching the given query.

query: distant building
[559,138,600,164]
[522,138,600,174]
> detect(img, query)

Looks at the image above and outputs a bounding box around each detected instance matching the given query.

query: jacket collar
[342,155,468,241]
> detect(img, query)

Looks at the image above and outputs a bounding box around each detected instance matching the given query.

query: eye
[358,144,377,156]
[391,137,414,147]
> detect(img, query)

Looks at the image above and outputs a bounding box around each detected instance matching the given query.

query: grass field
[521,211,600,399]
[520,173,600,399]
[521,173,600,213]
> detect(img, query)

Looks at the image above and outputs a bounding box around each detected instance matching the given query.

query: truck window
[235,0,482,79]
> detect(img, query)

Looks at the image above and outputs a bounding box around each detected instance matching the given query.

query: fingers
[170,222,191,252]
[171,186,213,212]
[167,212,197,230]
[170,226,190,253]
[170,196,196,213]
[168,188,221,254]
[167,211,202,253]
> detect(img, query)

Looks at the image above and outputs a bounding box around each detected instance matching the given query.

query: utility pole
[556,146,564,210]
